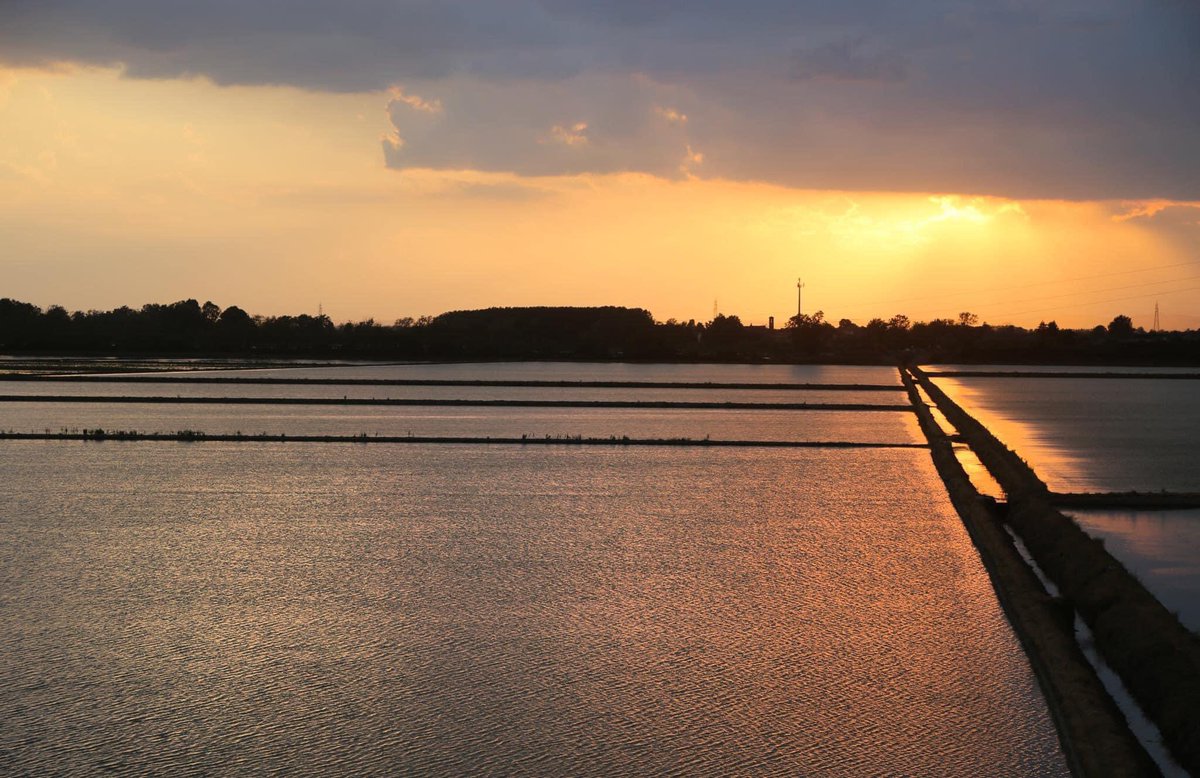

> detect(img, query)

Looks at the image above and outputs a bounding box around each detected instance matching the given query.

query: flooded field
[135,361,905,385]
[0,380,903,406]
[0,359,1079,774]
[925,364,1200,376]
[0,440,1066,775]
[930,375,1200,492]
[1069,509,1200,633]
[927,369,1200,640]
[0,402,921,444]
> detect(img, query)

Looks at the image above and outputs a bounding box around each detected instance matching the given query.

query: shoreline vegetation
[3,298,1198,365]
[909,365,1200,775]
[0,430,926,449]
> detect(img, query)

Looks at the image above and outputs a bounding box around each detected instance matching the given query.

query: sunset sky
[2,1,1198,328]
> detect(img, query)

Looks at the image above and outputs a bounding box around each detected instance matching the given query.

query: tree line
[1,297,1196,364]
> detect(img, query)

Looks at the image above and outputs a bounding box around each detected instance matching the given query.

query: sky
[1,1,1198,328]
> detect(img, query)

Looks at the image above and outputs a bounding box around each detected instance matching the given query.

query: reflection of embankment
[910,366,1200,776]
[932,376,1089,491]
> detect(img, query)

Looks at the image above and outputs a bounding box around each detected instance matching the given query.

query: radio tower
[796,278,806,319]
[1153,301,1161,332]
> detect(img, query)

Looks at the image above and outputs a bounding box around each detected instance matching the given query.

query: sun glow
[1,65,1197,329]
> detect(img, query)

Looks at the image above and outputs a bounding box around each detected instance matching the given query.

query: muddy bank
[911,365,1200,775]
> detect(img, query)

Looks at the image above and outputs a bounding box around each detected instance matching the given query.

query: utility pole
[1153,302,1161,332]
[713,298,718,319]
[796,278,805,319]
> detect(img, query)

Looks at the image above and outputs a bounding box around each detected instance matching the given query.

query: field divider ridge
[909,364,1200,775]
[0,431,926,449]
[924,370,1200,380]
[900,365,1162,776]
[0,375,904,391]
[0,395,914,412]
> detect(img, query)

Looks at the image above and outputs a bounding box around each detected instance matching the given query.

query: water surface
[141,361,903,386]
[1069,509,1200,633]
[0,442,1065,775]
[0,380,902,406]
[932,376,1200,492]
[0,402,921,444]
[924,364,1200,376]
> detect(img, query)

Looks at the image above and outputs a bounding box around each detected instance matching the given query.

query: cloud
[380,73,699,179]
[545,122,589,147]
[656,107,687,125]
[1112,200,1200,223]
[2,1,1198,199]
[387,86,442,114]
[791,38,907,82]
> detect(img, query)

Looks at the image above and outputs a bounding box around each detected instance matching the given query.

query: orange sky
[2,65,1198,329]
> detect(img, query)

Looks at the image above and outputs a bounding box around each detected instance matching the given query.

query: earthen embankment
[911,365,1200,775]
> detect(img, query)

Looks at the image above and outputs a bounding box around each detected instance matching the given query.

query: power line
[843,259,1199,313]
[997,284,1200,319]
[962,274,1200,312]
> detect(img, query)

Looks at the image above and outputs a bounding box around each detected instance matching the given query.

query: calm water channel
[0,362,1068,775]
[931,374,1200,493]
[1070,509,1200,633]
[929,370,1200,638]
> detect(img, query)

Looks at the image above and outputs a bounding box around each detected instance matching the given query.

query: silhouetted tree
[1108,314,1134,338]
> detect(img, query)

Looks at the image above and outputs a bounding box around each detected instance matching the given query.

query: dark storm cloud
[2,0,1197,198]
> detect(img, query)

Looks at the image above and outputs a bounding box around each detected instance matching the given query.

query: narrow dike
[898,367,1158,777]
[0,431,927,449]
[907,365,1200,776]
[0,395,913,412]
[0,375,905,391]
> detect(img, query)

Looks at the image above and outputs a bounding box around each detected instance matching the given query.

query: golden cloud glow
[545,122,589,147]
[657,106,688,125]
[1,65,1197,330]
[1111,199,1200,222]
[386,86,443,114]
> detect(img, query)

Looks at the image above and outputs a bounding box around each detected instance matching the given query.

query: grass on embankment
[911,365,1200,776]
[900,368,1159,777]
